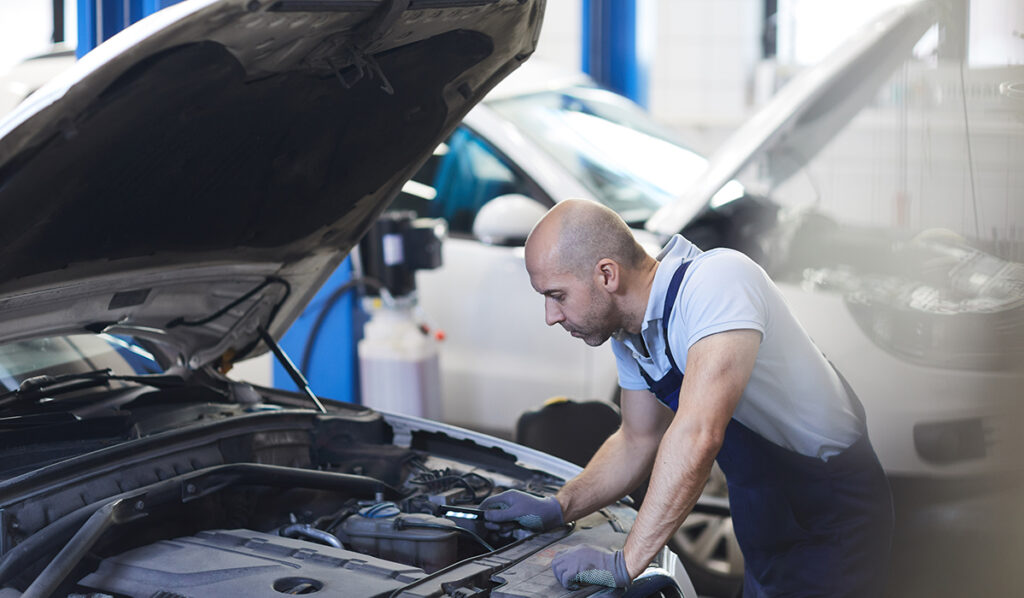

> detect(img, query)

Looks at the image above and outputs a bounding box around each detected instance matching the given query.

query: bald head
[525,199,646,278]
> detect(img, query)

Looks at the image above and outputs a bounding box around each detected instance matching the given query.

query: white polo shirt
[611,235,862,459]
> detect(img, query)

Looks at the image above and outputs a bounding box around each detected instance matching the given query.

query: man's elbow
[687,424,727,465]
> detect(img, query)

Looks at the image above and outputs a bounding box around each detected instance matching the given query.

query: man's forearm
[621,421,721,577]
[556,428,660,522]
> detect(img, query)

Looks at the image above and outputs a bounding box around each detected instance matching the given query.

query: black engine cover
[79,529,426,598]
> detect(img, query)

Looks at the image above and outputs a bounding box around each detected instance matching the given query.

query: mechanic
[480,199,894,596]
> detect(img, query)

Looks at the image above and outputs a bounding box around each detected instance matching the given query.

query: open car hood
[646,0,936,236]
[0,0,545,369]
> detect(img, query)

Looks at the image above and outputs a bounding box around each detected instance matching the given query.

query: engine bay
[75,460,567,598]
[0,404,657,598]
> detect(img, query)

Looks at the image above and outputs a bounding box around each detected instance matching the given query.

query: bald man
[480,200,893,597]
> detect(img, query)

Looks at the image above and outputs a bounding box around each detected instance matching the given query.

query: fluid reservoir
[341,509,457,573]
[358,297,442,420]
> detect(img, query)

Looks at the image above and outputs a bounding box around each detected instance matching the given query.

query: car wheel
[669,464,744,597]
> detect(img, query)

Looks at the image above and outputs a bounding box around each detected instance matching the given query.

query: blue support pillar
[273,258,359,404]
[76,0,185,57]
[582,0,650,108]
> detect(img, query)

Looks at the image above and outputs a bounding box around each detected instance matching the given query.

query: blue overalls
[637,261,894,597]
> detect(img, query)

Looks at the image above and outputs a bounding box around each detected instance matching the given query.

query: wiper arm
[0,368,185,410]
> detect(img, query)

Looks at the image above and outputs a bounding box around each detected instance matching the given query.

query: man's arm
[622,328,761,578]
[556,387,673,522]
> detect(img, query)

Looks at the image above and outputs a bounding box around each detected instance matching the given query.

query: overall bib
[638,261,894,597]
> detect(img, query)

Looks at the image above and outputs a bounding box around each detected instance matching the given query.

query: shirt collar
[641,234,702,332]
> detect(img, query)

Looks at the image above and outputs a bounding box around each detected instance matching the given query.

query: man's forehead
[527,266,555,294]
[525,215,572,290]
[529,265,575,295]
[525,238,558,277]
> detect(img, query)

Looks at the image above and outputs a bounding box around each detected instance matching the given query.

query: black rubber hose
[385,522,576,598]
[21,498,136,598]
[395,519,494,552]
[279,523,344,549]
[0,463,400,587]
[167,278,290,329]
[300,277,383,375]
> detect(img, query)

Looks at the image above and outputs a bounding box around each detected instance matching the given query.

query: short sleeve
[674,250,769,354]
[611,338,648,390]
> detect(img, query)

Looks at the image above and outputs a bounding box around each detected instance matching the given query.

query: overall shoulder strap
[660,259,692,372]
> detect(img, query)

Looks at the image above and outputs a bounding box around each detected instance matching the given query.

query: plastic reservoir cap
[358,502,402,518]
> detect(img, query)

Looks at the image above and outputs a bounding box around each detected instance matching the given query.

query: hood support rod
[258,327,327,414]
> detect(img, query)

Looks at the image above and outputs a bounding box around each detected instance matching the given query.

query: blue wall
[272,259,358,403]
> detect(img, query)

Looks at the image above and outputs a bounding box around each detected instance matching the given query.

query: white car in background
[409,0,1024,475]
[401,2,1024,594]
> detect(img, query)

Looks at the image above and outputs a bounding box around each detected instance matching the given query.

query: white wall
[532,0,582,73]
[969,0,1024,67]
[648,0,760,126]
[0,0,75,73]
[646,0,761,153]
[530,1,1022,244]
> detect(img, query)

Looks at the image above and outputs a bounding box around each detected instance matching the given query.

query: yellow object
[219,349,236,374]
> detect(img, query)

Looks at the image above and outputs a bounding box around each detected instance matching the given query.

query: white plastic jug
[358,299,442,420]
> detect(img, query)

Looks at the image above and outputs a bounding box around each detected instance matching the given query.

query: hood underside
[0,0,545,366]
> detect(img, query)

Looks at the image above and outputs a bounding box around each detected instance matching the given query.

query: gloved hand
[551,545,631,589]
[479,489,563,531]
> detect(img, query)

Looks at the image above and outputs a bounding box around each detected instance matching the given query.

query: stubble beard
[571,288,620,347]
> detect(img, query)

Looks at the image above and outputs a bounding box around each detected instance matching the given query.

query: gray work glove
[551,545,631,589]
[479,489,563,531]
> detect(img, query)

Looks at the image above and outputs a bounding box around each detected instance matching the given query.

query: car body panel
[406,0,1024,482]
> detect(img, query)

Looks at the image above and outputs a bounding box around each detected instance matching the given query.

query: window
[488,86,743,224]
[392,127,539,235]
[0,334,161,392]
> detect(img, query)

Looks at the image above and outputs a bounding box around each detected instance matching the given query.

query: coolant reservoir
[341,510,457,573]
[358,298,442,419]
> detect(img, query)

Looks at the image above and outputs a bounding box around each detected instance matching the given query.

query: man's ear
[594,258,620,293]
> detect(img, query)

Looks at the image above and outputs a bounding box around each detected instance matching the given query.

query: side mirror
[472,194,548,246]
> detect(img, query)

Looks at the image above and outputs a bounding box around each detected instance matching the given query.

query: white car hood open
[646,0,936,236]
[0,0,545,368]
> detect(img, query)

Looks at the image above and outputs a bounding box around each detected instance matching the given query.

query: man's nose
[544,299,564,327]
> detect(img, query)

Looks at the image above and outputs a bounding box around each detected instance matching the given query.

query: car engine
[74,469,544,598]
[0,404,672,598]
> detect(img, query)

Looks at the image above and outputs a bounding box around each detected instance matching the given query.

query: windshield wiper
[0,368,185,410]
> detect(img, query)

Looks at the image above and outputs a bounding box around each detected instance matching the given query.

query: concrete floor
[885,475,1024,597]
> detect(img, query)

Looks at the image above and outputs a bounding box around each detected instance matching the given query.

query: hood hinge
[186,293,275,371]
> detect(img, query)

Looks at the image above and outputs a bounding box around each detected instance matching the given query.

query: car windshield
[487,86,743,224]
[0,333,161,392]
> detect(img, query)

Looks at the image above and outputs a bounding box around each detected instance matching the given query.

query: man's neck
[620,256,660,335]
